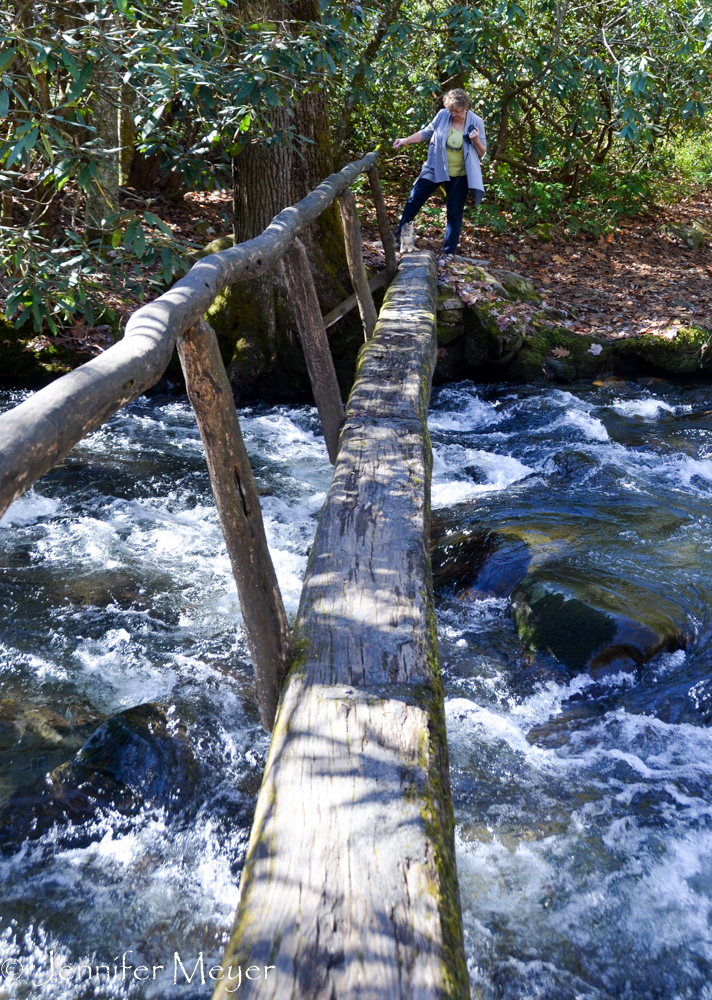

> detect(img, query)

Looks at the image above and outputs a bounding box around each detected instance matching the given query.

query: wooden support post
[214,251,469,1000]
[281,238,345,464]
[176,319,291,731]
[367,164,398,280]
[338,188,378,340]
[322,269,389,330]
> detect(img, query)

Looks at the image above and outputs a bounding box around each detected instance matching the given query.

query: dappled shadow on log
[214,252,469,999]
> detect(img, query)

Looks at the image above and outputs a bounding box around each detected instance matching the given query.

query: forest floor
[358,189,712,341]
[6,182,710,360]
[102,182,712,345]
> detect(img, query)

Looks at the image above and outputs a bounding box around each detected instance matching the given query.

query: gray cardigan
[419,108,486,200]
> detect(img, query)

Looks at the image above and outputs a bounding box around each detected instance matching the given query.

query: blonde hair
[443,89,471,112]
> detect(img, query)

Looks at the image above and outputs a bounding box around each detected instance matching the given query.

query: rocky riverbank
[432,256,712,384]
[2,244,711,396]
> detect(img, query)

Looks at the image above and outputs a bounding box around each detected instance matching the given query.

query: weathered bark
[118,81,135,186]
[0,151,377,520]
[32,70,54,241]
[85,65,119,243]
[367,164,398,279]
[177,319,291,730]
[338,189,378,339]
[225,1,359,398]
[214,252,469,1000]
[280,238,344,463]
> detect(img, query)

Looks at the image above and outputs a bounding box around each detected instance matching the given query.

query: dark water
[1,378,711,998]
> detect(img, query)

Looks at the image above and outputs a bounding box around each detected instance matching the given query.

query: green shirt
[445,126,466,177]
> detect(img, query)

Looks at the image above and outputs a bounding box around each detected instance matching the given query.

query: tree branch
[333,0,404,163]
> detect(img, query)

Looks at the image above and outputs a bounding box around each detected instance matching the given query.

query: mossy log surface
[0,152,378,520]
[214,252,469,1000]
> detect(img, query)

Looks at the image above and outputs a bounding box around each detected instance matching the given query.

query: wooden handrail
[0,150,379,520]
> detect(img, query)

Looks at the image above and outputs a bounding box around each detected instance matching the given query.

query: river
[1,376,711,999]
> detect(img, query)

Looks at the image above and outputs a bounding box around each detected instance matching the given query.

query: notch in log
[281,238,345,465]
[338,188,378,340]
[367,164,398,280]
[177,319,291,731]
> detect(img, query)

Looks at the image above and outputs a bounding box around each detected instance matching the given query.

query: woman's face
[449,105,467,125]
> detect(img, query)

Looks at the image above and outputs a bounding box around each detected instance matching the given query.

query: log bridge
[0,154,469,997]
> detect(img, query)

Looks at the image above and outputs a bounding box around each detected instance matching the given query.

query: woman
[393,89,486,264]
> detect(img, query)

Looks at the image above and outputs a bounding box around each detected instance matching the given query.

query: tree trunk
[214,252,470,999]
[223,2,361,404]
[85,66,119,243]
[118,81,135,186]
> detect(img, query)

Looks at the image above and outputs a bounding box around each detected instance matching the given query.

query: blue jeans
[396,174,469,254]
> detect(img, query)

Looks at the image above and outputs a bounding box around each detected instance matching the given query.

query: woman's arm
[469,117,487,157]
[393,131,423,149]
[470,133,486,157]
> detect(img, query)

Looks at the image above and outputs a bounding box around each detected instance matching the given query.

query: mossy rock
[436,282,461,310]
[492,269,542,304]
[660,223,705,250]
[438,308,464,326]
[529,222,553,242]
[506,325,614,382]
[510,573,686,676]
[530,306,572,329]
[437,322,464,346]
[615,325,712,375]
[465,299,525,364]
[0,316,93,389]
[446,263,509,299]
[472,266,509,300]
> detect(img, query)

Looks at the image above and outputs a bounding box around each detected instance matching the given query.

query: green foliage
[1,0,710,336]
[0,0,359,332]
[0,211,191,334]
[343,0,712,232]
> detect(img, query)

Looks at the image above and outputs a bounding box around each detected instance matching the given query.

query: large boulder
[465,300,526,366]
[506,325,615,382]
[510,573,687,676]
[615,324,712,375]
[0,702,203,851]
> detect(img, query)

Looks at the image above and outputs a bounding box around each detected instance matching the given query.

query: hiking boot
[399,222,415,253]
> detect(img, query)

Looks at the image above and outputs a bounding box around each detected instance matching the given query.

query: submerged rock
[0,702,203,851]
[510,574,687,676]
[432,526,531,598]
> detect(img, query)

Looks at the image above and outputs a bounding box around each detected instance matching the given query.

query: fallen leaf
[552,254,567,264]
[551,346,571,358]
[588,343,603,355]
